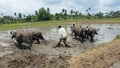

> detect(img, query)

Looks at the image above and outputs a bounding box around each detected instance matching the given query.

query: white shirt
[58,27,67,38]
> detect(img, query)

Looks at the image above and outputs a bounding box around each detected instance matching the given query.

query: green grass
[0,21,69,30]
[0,18,120,30]
[115,34,120,40]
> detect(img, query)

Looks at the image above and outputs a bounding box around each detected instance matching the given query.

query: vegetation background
[0,7,120,30]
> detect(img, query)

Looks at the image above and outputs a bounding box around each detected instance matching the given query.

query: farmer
[70,23,76,35]
[56,25,70,47]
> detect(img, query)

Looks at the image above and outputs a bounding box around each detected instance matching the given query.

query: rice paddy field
[0,18,120,68]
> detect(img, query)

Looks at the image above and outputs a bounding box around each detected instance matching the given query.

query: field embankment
[68,39,120,68]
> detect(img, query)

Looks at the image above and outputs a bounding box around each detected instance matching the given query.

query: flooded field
[0,24,120,68]
[0,24,120,57]
[44,24,120,44]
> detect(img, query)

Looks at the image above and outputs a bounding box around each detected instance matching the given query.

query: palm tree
[70,10,73,18]
[18,12,22,19]
[14,12,16,17]
[75,11,78,19]
[35,10,38,16]
[79,12,82,18]
[23,14,25,17]
[86,7,91,19]
[47,8,50,12]
[62,8,65,14]
[88,7,91,11]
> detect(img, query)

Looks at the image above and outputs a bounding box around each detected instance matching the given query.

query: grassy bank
[0,18,120,30]
[115,34,120,39]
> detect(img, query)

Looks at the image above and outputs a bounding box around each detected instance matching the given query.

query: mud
[0,51,69,68]
[0,24,120,68]
[68,40,120,68]
[0,32,96,68]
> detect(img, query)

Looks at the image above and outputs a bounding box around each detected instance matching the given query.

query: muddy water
[44,24,120,44]
[92,24,120,44]
[0,24,120,57]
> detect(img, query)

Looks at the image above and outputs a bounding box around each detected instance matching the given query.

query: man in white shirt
[56,25,70,47]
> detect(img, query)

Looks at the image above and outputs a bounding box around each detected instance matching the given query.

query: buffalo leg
[74,33,77,39]
[90,36,94,42]
[17,42,22,49]
[33,36,40,44]
[29,43,32,50]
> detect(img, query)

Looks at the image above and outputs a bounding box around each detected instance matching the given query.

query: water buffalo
[71,25,98,43]
[10,30,46,49]
[32,31,46,44]
[79,27,87,43]
[85,26,89,38]
[73,27,80,39]
[11,30,33,49]
[72,26,86,43]
[87,27,98,42]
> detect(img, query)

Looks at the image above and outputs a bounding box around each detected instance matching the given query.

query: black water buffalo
[87,27,98,42]
[32,31,46,44]
[79,27,87,43]
[73,27,79,39]
[10,30,46,49]
[11,30,33,49]
[71,25,98,43]
[72,26,86,43]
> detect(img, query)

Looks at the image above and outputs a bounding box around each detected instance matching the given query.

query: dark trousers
[56,38,70,47]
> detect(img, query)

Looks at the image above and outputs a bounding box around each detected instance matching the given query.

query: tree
[0,7,120,24]
[55,13,60,20]
[108,11,120,18]
[75,11,78,19]
[47,8,50,12]
[70,10,73,18]
[95,11,104,18]
[78,12,82,18]
[0,16,14,24]
[14,12,17,17]
[35,10,38,16]
[18,12,22,19]
[86,7,91,19]
[62,9,65,14]
[37,7,51,21]
[25,15,32,22]
[23,14,25,18]
[63,9,68,19]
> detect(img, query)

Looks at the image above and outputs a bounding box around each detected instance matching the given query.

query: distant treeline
[0,7,120,24]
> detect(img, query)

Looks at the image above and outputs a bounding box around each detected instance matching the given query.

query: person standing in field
[70,23,76,35]
[55,25,70,47]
